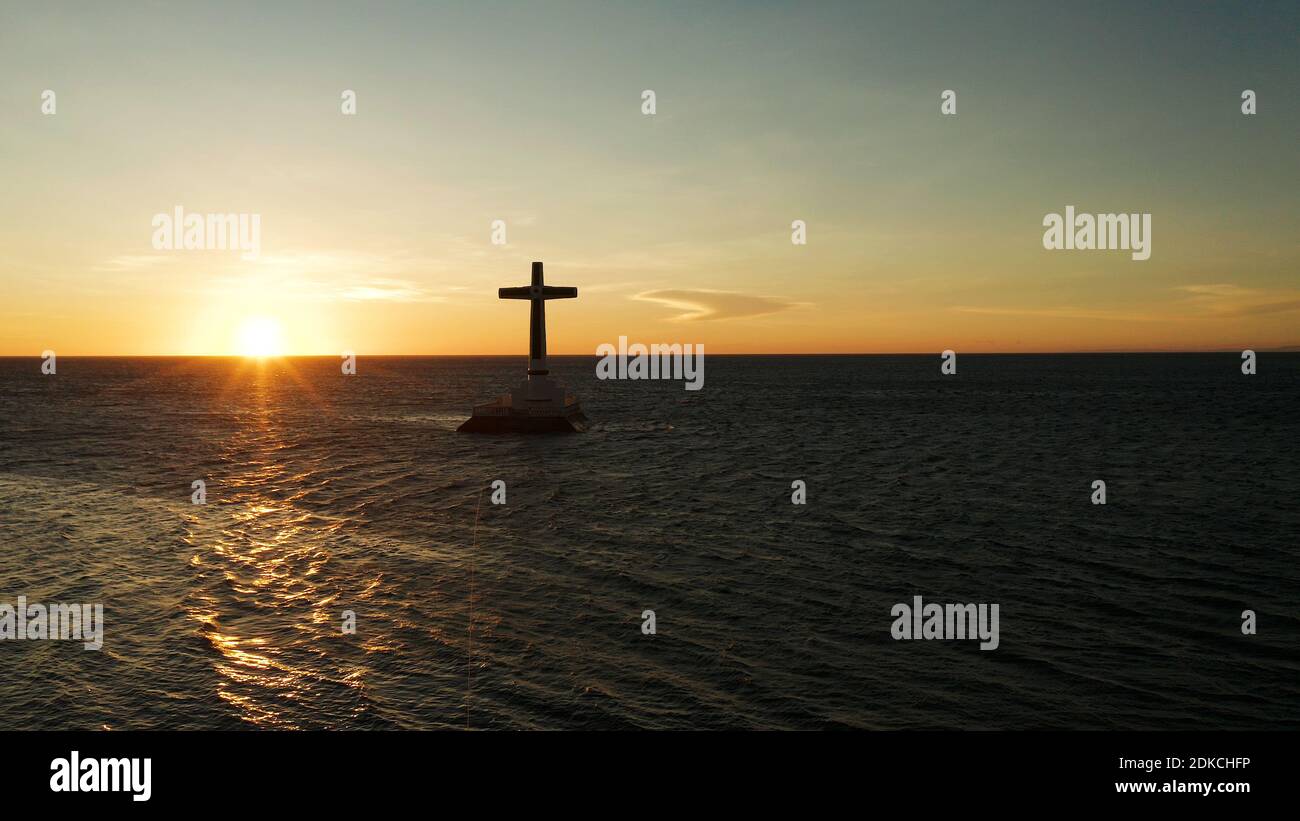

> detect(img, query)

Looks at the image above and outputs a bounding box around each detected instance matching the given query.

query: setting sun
[236,317,284,358]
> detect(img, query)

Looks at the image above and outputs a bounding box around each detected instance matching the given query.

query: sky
[0,0,1296,355]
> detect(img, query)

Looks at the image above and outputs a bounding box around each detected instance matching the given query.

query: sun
[236,317,284,358]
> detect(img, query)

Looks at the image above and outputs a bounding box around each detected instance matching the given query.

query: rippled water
[1,354,1297,729]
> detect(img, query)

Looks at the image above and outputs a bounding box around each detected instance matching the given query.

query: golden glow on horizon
[236,317,285,358]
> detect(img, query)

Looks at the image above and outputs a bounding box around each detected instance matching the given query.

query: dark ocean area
[0,354,1297,730]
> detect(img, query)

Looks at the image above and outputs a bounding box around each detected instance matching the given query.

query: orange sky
[2,3,1296,355]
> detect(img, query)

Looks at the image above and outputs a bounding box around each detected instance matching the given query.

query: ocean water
[0,354,1297,730]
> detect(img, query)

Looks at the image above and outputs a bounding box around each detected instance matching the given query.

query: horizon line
[3,349,1297,358]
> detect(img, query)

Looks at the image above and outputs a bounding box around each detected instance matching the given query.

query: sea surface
[0,354,1297,730]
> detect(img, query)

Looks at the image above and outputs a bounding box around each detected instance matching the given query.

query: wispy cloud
[1176,283,1300,318]
[950,305,1153,322]
[201,251,448,303]
[633,289,801,321]
[953,286,1300,324]
[339,278,442,302]
[1176,284,1257,298]
[92,254,171,272]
